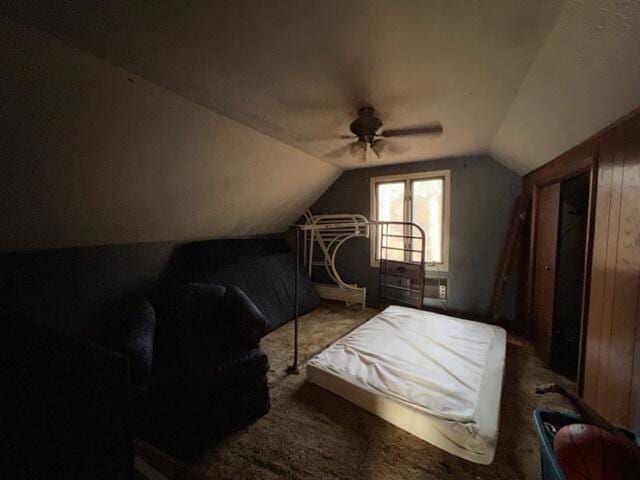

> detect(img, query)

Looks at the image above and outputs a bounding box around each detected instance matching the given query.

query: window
[370,170,450,271]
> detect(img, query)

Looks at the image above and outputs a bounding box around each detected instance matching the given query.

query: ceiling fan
[324,107,443,162]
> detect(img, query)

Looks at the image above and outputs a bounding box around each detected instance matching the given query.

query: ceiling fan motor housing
[350,107,383,143]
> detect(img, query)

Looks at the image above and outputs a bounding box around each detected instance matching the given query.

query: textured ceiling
[492,0,640,173]
[2,0,639,173]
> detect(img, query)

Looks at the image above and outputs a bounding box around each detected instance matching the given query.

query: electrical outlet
[438,285,447,299]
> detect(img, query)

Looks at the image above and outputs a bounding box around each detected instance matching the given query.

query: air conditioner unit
[424,276,449,300]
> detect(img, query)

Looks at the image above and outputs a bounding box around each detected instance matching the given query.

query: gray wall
[0,242,177,336]
[309,155,522,322]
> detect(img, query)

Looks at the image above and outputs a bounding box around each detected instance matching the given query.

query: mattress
[306,305,506,464]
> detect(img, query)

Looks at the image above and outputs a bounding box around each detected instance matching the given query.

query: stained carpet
[172,304,574,479]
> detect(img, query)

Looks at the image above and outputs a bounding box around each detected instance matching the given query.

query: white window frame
[369,170,450,272]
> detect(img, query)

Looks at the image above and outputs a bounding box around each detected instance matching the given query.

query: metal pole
[287,227,300,374]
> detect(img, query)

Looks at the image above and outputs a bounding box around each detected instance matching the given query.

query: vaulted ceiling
[3,1,639,174]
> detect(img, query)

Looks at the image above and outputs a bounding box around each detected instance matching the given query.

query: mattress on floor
[306,305,506,464]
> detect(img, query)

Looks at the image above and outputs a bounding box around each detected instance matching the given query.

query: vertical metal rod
[377,223,385,309]
[307,229,315,276]
[287,227,300,374]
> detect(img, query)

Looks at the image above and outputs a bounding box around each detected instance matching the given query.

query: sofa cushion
[121,300,156,385]
[222,286,269,348]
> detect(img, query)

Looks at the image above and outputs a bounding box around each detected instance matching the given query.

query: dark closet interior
[550,172,590,379]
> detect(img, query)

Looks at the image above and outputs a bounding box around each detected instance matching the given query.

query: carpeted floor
[173,304,575,479]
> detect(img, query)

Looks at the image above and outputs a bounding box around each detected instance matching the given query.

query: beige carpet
[175,304,574,479]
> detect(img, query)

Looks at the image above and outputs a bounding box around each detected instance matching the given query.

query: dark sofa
[1,237,321,467]
[123,283,272,458]
[1,312,135,479]
[132,238,321,454]
[1,283,273,473]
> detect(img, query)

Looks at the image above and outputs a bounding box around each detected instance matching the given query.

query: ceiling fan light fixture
[350,140,367,159]
[371,139,387,158]
[314,107,442,163]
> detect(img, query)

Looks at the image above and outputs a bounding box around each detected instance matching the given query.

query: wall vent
[424,276,449,300]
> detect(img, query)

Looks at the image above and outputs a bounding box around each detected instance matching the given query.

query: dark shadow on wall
[0,242,178,337]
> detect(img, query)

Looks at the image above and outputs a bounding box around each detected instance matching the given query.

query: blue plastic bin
[532,408,639,480]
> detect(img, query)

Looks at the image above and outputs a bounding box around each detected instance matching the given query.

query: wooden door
[533,183,560,365]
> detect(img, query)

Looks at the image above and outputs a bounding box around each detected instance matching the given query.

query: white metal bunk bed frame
[287,214,426,373]
[302,212,370,308]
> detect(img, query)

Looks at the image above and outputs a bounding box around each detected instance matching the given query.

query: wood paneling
[521,107,640,429]
[519,107,640,334]
[576,162,598,394]
[584,117,640,427]
[532,183,560,364]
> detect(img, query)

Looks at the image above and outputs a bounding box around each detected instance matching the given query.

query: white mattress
[306,305,506,464]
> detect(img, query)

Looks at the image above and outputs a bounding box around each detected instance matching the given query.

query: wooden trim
[524,105,640,188]
[524,146,595,192]
[521,151,596,338]
[577,155,599,395]
[632,280,640,428]
[526,185,538,337]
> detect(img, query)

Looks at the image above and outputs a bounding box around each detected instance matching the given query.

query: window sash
[375,181,407,262]
[370,171,449,271]
[409,177,444,264]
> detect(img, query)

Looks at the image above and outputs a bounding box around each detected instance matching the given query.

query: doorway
[550,172,590,379]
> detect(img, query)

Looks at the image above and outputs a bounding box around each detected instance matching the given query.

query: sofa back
[177,239,320,331]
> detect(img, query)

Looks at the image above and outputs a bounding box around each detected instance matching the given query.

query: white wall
[0,15,340,251]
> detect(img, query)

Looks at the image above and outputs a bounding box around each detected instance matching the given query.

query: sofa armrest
[222,286,269,348]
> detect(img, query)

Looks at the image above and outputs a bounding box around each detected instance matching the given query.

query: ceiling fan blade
[324,143,354,159]
[296,133,354,143]
[384,140,409,155]
[380,122,443,138]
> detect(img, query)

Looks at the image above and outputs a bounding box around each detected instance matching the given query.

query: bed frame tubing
[287,220,426,374]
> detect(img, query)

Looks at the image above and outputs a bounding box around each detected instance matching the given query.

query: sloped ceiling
[2,1,639,174]
[492,0,640,173]
[0,15,340,251]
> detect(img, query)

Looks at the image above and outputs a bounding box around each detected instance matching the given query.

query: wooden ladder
[488,194,530,323]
